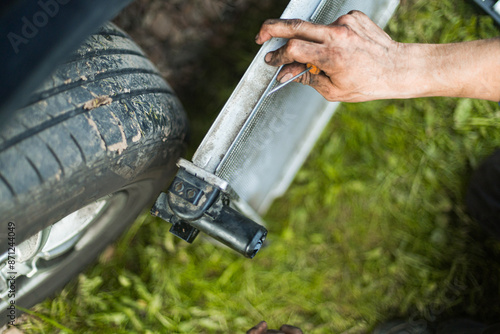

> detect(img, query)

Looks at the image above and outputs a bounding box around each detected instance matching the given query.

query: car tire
[0,22,188,324]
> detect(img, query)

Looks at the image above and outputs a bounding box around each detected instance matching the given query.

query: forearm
[394,38,500,101]
[256,13,500,102]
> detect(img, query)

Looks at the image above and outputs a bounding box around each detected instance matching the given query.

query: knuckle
[263,18,280,26]
[286,18,305,31]
[336,13,356,26]
[285,39,301,54]
[329,24,350,40]
[347,9,363,16]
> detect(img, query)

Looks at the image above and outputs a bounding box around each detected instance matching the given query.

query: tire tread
[0,21,188,250]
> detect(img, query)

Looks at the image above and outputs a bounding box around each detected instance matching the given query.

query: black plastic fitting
[151,168,267,258]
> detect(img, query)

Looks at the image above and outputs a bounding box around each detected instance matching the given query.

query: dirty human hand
[247,321,304,334]
[256,10,500,102]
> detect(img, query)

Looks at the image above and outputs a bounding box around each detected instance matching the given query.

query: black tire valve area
[0,22,188,325]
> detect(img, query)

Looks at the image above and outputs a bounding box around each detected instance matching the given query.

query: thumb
[277,63,336,101]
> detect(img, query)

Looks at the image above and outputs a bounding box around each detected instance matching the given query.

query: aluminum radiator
[152,0,399,258]
[193,0,399,213]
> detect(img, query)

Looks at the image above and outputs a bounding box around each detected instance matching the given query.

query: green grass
[16,0,500,333]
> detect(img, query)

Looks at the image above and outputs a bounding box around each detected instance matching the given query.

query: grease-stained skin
[246,321,304,334]
[255,10,500,102]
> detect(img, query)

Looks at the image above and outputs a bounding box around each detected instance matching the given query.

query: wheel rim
[0,191,128,301]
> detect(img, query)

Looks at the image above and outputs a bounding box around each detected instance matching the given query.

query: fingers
[257,19,336,100]
[265,39,326,68]
[255,12,375,45]
[332,10,391,42]
[256,11,391,102]
[277,63,336,101]
[256,19,326,44]
[276,62,306,83]
[247,321,268,334]
[276,63,319,85]
[280,324,304,334]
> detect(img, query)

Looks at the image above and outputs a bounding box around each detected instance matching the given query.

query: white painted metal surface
[192,0,399,213]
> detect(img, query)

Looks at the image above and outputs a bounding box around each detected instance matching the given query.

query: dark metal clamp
[151,159,267,258]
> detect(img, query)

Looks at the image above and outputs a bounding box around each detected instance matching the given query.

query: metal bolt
[174,181,184,192]
[186,189,197,198]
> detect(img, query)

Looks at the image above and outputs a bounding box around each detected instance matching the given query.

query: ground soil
[114,0,288,148]
[114,0,280,94]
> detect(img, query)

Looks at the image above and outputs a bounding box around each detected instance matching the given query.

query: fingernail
[280,73,293,83]
[265,52,273,63]
[255,33,259,42]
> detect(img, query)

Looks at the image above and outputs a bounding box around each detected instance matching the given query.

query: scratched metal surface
[193,0,399,213]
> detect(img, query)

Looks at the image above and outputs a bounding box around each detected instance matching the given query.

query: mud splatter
[83,95,113,110]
